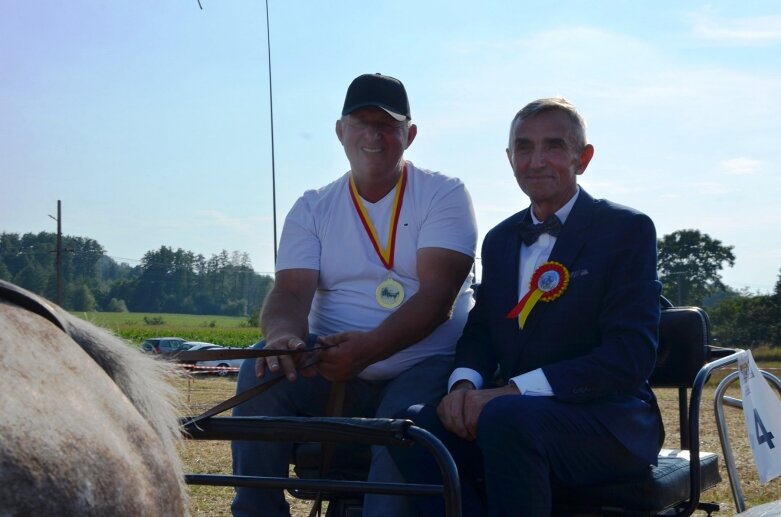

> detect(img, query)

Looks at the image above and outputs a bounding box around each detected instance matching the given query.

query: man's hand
[316,332,377,382]
[438,382,520,440]
[255,335,311,382]
[257,268,319,382]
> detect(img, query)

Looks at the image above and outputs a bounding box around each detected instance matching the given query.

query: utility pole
[48,200,62,305]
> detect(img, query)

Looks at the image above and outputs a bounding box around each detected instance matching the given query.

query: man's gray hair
[508,97,588,150]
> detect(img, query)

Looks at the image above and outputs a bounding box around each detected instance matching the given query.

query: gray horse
[0,281,188,516]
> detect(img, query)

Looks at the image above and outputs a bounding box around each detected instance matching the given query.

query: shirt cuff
[448,367,483,392]
[509,368,554,396]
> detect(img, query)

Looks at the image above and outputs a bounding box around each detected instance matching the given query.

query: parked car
[185,342,221,351]
[141,337,191,354]
[183,341,245,376]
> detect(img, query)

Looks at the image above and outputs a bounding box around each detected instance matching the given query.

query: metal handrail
[713,367,781,513]
[182,416,462,517]
[680,350,744,515]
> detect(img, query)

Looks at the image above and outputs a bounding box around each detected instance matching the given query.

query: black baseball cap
[342,73,411,121]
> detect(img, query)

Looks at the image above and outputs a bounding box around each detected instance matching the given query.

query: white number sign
[738,350,781,484]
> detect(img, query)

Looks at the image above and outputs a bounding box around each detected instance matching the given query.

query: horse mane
[61,310,188,501]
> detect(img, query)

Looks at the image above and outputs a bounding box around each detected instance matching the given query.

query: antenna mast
[265,0,278,265]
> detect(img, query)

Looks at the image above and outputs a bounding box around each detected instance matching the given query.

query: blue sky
[2,1,780,292]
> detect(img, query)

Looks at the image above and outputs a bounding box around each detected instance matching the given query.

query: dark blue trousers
[392,395,652,517]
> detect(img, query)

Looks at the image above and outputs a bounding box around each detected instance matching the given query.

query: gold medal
[376,278,405,309]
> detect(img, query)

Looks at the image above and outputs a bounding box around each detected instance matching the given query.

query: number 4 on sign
[738,350,781,484]
[754,408,775,449]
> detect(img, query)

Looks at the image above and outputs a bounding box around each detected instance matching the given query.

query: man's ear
[404,123,418,149]
[577,144,595,175]
[335,119,344,144]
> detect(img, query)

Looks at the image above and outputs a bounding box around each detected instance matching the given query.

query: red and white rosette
[506,261,570,329]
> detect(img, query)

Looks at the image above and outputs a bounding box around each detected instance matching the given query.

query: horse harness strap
[0,279,70,336]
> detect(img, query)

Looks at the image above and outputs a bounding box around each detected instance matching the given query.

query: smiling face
[506,109,594,220]
[336,107,417,199]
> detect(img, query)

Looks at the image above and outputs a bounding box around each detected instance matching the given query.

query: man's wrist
[451,379,476,392]
[508,379,522,395]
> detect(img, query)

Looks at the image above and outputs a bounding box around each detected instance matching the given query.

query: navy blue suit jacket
[456,189,664,463]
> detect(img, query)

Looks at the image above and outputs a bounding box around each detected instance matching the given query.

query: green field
[72,311,262,348]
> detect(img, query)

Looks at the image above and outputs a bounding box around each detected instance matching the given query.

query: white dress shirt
[448,188,581,395]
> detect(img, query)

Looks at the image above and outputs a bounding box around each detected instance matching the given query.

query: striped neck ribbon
[348,165,407,270]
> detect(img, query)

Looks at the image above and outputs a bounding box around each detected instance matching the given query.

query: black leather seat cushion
[552,449,721,512]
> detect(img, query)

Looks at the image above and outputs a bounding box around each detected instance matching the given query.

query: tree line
[657,229,780,348]
[0,229,779,347]
[0,231,273,317]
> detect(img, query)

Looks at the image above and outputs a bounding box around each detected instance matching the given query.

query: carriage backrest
[650,305,710,388]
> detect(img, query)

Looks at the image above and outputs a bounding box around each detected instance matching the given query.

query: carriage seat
[551,448,720,514]
[291,301,725,516]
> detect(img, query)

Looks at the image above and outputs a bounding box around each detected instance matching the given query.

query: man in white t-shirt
[231,73,478,517]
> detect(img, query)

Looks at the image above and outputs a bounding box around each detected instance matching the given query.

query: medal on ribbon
[506,261,569,329]
[376,278,405,308]
[349,166,407,309]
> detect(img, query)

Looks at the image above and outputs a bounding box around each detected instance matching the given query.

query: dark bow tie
[519,215,562,246]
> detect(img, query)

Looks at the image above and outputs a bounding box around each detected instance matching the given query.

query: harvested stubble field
[176,366,781,517]
[176,375,316,517]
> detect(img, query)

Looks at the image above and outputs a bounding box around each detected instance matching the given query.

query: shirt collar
[530,186,580,225]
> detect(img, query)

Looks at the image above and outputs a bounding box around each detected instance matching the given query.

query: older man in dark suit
[392,97,664,516]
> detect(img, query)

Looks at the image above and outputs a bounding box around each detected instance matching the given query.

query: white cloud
[691,14,781,44]
[722,157,762,175]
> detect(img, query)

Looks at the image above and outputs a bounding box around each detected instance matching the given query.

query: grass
[72,311,262,348]
[176,364,781,516]
[76,312,252,328]
[751,345,781,362]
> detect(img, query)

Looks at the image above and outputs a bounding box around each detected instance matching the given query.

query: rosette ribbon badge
[506,261,570,329]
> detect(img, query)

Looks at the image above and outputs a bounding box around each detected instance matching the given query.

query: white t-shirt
[276,161,478,380]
